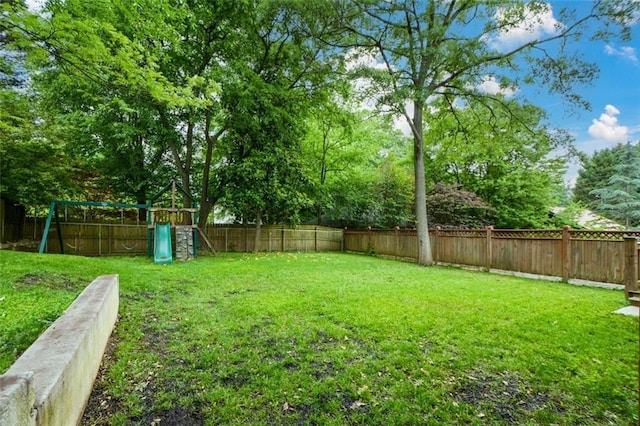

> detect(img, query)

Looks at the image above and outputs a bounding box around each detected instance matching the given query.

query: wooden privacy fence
[31,223,343,256]
[5,219,639,291]
[40,223,148,256]
[345,227,640,288]
[205,225,343,253]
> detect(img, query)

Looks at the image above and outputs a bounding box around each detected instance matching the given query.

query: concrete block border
[0,275,119,426]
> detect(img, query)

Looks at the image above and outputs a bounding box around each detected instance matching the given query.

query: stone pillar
[175,226,194,261]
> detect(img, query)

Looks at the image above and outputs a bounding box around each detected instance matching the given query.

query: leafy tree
[215,0,348,242]
[34,65,173,216]
[5,0,237,221]
[326,0,638,264]
[219,74,313,227]
[371,155,414,228]
[315,154,413,229]
[22,0,342,229]
[426,183,492,229]
[0,88,78,206]
[425,100,568,228]
[590,142,640,229]
[321,172,376,228]
[573,143,636,209]
[301,100,356,224]
[301,104,410,226]
[0,2,81,206]
[1,1,30,90]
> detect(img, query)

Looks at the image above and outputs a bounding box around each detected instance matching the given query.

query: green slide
[154,223,173,264]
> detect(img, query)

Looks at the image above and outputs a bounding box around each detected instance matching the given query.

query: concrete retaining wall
[0,275,119,426]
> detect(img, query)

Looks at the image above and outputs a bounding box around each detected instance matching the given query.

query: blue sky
[501,1,640,185]
[353,1,640,185]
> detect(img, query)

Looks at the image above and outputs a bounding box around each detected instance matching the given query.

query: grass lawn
[0,250,637,425]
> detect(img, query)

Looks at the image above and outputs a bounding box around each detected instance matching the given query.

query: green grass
[0,251,637,425]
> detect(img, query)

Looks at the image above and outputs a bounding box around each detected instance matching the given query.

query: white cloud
[587,105,629,144]
[487,3,562,52]
[25,0,44,12]
[344,48,387,72]
[477,75,517,97]
[393,101,414,137]
[343,48,392,110]
[604,44,638,63]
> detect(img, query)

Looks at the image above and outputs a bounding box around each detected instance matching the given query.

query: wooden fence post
[486,226,493,271]
[562,225,571,282]
[314,227,318,252]
[624,237,639,297]
[108,225,112,255]
[395,226,400,260]
[281,227,285,252]
[434,226,440,264]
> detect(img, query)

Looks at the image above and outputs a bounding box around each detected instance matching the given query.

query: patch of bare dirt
[451,369,562,422]
[80,335,123,425]
[15,272,86,291]
[136,408,204,426]
[82,312,204,425]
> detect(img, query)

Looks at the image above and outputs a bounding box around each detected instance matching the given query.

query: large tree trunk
[136,188,147,222]
[253,208,262,253]
[159,107,192,211]
[198,113,224,230]
[412,102,433,266]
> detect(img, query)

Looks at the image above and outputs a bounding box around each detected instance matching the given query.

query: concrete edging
[0,275,119,426]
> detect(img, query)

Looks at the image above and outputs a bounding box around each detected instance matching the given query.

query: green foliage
[372,156,414,228]
[573,143,640,229]
[1,251,637,424]
[426,183,493,228]
[302,108,413,227]
[216,14,321,224]
[425,101,568,229]
[589,142,640,229]
[3,0,638,237]
[0,88,80,205]
[331,0,636,260]
[573,145,626,207]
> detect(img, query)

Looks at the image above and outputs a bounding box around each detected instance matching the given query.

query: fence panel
[32,223,342,256]
[571,239,625,284]
[204,225,342,253]
[344,227,639,286]
[437,230,486,267]
[343,230,370,254]
[106,224,148,256]
[47,223,148,256]
[492,238,563,277]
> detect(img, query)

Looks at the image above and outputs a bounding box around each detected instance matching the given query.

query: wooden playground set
[38,180,214,263]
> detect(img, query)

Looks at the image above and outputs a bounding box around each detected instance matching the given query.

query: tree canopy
[585,142,640,229]
[2,0,638,249]
[322,0,637,263]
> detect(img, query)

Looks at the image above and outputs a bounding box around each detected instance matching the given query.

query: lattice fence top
[438,229,486,238]
[492,229,563,239]
[570,230,640,241]
[344,227,640,241]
